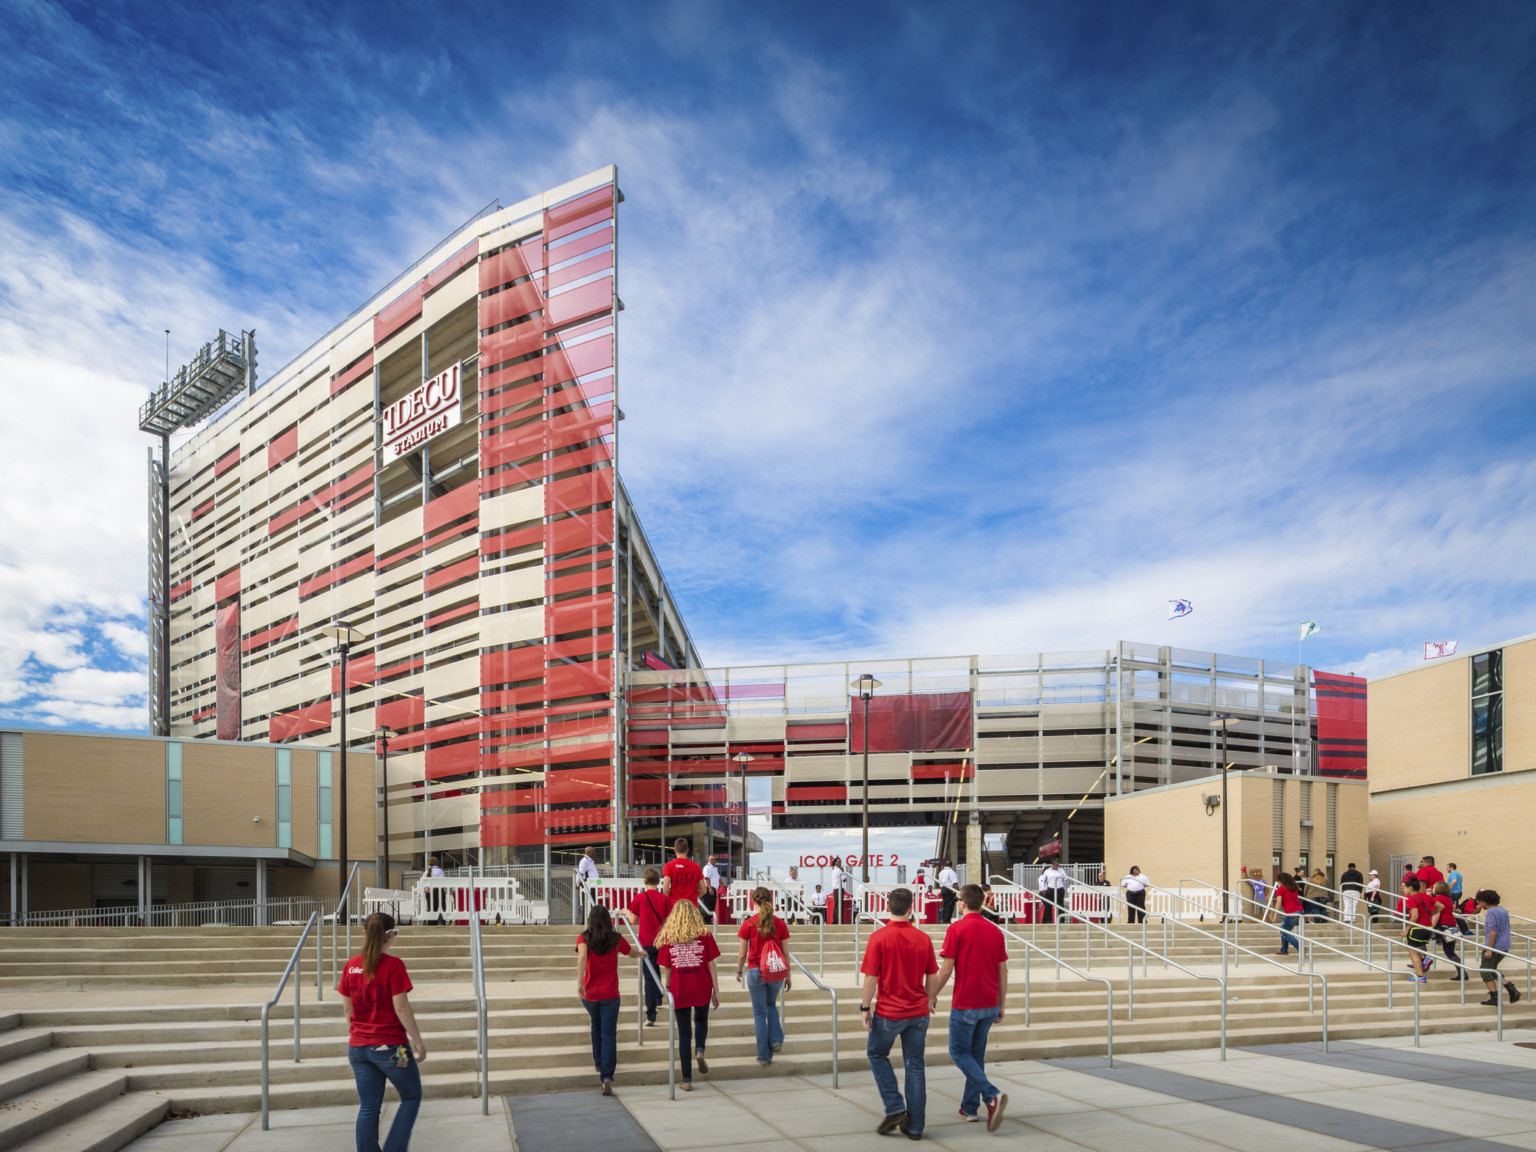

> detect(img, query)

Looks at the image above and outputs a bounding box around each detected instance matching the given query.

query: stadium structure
[139,166,1366,876]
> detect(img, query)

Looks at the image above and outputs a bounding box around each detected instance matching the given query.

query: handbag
[759,934,791,983]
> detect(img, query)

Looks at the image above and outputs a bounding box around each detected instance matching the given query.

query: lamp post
[372,727,396,889]
[733,753,753,880]
[1209,714,1239,918]
[327,623,365,909]
[853,674,882,884]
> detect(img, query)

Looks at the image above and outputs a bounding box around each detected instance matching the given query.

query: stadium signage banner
[382,362,461,460]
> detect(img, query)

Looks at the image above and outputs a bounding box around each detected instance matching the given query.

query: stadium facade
[142,165,1365,876]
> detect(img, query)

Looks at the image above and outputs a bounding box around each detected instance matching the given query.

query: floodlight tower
[138,330,257,735]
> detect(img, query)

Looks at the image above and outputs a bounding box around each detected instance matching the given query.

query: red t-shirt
[1417,866,1445,889]
[860,919,938,1020]
[337,953,412,1045]
[664,857,704,904]
[1430,893,1456,929]
[737,916,790,969]
[941,912,1009,1011]
[577,934,632,1001]
[1405,892,1435,927]
[626,889,670,948]
[658,933,721,1008]
[1277,887,1303,915]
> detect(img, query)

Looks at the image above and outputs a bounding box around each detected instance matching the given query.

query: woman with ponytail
[337,912,426,1152]
[655,898,720,1090]
[735,887,793,1064]
[577,904,631,1094]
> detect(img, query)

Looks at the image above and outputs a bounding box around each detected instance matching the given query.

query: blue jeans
[348,1044,421,1152]
[746,968,784,1062]
[948,1007,999,1116]
[1279,915,1299,954]
[867,1014,928,1134]
[583,997,620,1080]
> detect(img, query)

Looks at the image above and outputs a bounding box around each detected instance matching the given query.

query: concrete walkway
[123,1028,1536,1151]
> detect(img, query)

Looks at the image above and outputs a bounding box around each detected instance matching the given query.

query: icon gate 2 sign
[382,362,461,460]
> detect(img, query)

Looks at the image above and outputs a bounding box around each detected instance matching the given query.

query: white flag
[1169,599,1193,620]
[1424,641,1458,660]
[1299,620,1320,640]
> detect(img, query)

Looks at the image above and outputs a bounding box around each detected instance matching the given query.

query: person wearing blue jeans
[859,887,939,1140]
[932,884,1010,1131]
[582,997,621,1081]
[736,889,793,1064]
[1278,915,1299,954]
[349,1044,423,1152]
[746,968,784,1060]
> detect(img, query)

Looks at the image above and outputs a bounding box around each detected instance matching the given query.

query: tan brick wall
[23,733,165,843]
[1370,769,1536,916]
[1106,773,1368,902]
[1369,658,1469,792]
[1504,638,1536,776]
[182,741,276,847]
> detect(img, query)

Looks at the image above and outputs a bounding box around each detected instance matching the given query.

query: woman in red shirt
[656,899,720,1091]
[1274,873,1304,956]
[577,905,632,1094]
[338,912,426,1152]
[735,887,793,1065]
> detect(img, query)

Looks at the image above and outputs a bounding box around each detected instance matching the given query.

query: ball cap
[1369,869,1379,875]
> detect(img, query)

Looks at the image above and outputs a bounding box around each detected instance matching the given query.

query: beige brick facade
[23,733,164,843]
[1368,657,1470,792]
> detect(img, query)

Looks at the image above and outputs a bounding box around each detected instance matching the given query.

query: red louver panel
[215,602,240,741]
[426,239,478,293]
[849,693,973,753]
[215,447,241,477]
[270,700,331,743]
[330,351,375,397]
[374,282,424,345]
[215,567,240,605]
[425,481,480,534]
[267,426,298,469]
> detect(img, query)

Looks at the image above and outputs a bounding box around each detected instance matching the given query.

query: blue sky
[2,1,1535,737]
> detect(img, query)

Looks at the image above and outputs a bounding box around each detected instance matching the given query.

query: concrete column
[19,854,26,922]
[8,853,15,927]
[255,860,267,927]
[966,819,983,887]
[138,856,149,921]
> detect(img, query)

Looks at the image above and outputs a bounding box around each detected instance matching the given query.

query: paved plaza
[122,1027,1536,1152]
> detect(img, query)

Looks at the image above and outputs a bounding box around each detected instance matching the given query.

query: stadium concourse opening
[134,164,1365,884]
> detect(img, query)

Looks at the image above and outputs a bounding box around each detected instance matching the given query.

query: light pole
[1209,714,1239,918]
[327,623,365,909]
[733,753,753,880]
[853,674,882,884]
[372,727,396,888]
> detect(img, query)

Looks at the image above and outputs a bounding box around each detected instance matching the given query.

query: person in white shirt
[1039,862,1068,925]
[425,856,446,924]
[701,859,722,923]
[1120,866,1149,924]
[1364,869,1383,922]
[577,846,601,887]
[829,858,846,923]
[937,862,960,923]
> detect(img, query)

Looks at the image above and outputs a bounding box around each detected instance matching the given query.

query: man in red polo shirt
[861,887,939,1141]
[662,837,704,906]
[1416,856,1445,890]
[932,884,1009,1132]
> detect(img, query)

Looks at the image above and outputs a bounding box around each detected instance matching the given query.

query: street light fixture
[326,622,365,909]
[853,674,882,884]
[372,727,396,889]
[1209,713,1240,918]
[733,752,753,881]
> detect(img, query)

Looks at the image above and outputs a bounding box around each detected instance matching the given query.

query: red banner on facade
[848,692,973,753]
[215,602,240,741]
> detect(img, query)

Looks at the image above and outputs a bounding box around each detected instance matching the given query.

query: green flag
[1299,620,1320,640]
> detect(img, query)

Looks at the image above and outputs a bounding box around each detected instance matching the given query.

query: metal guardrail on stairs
[617,917,679,1100]
[327,863,362,994]
[468,868,489,1114]
[260,911,319,1131]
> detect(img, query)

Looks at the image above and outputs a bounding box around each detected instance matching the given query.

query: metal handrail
[329,862,362,993]
[784,948,841,1087]
[260,911,319,1130]
[617,917,678,1099]
[468,868,489,1114]
[15,896,330,928]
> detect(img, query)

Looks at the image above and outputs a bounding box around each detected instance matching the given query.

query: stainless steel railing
[328,862,362,992]
[618,917,679,1099]
[260,911,319,1130]
[15,896,330,928]
[468,868,490,1113]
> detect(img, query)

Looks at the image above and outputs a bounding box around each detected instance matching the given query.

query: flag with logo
[1169,599,1193,620]
[1424,641,1458,660]
[1299,620,1320,640]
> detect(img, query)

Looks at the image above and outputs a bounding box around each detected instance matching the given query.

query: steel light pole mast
[853,674,882,884]
[327,623,365,909]
[372,727,396,888]
[1210,713,1239,918]
[733,752,753,879]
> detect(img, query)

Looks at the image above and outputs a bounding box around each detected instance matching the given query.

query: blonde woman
[655,898,720,1090]
[736,887,793,1064]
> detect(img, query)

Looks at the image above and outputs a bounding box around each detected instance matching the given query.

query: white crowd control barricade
[363,888,417,923]
[1065,885,1116,923]
[1164,884,1224,922]
[580,878,650,918]
[733,880,812,921]
[415,875,548,924]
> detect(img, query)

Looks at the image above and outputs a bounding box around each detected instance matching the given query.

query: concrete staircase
[0,1012,167,1152]
[0,922,1527,1122]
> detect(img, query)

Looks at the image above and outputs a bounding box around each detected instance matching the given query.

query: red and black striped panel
[1315,670,1367,778]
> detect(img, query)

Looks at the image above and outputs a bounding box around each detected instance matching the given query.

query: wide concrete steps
[0,1014,167,1152]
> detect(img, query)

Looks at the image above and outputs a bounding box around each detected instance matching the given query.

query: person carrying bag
[736,887,793,1065]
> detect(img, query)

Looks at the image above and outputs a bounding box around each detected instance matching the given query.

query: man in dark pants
[617,867,668,1024]
[937,861,959,925]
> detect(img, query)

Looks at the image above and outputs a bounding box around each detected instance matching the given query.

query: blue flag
[1169,599,1193,620]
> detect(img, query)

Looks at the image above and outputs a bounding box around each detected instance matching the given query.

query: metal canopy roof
[138,329,255,436]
